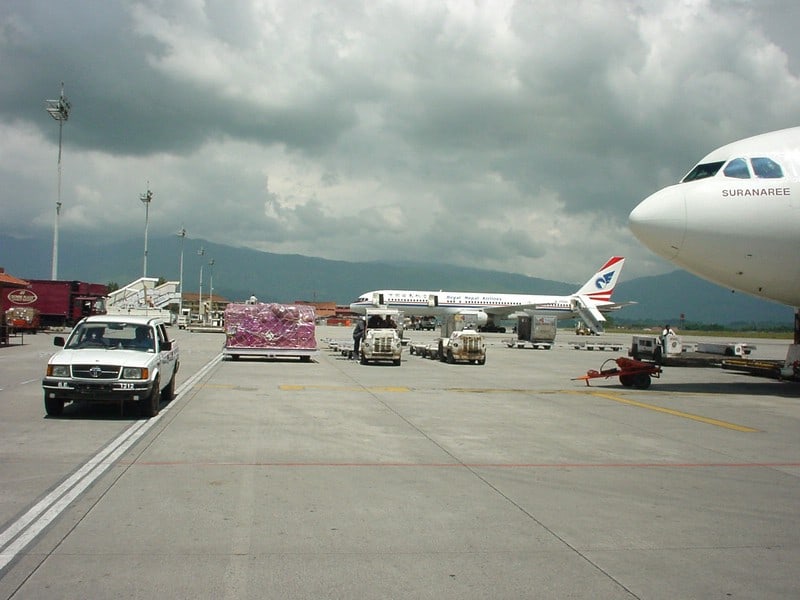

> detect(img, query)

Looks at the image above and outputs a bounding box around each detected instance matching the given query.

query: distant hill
[0,233,793,326]
[614,270,793,326]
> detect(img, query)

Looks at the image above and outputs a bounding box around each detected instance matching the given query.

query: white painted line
[0,353,222,572]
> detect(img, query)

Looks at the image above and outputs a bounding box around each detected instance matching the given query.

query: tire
[162,373,176,403]
[653,347,663,365]
[446,351,455,364]
[44,395,64,417]
[477,356,486,365]
[619,374,634,387]
[140,376,161,418]
[360,354,367,365]
[633,373,651,389]
[393,359,401,366]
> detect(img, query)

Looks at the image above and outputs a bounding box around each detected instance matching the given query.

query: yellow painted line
[201,384,258,391]
[279,385,410,392]
[445,388,534,394]
[574,390,758,432]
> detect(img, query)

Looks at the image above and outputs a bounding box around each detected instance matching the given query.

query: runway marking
[127,460,800,469]
[446,388,535,394]
[269,385,757,432]
[575,390,759,432]
[0,353,223,573]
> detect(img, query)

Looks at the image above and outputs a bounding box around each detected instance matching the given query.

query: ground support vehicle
[41,315,179,418]
[4,306,40,333]
[721,357,800,381]
[695,341,755,357]
[410,317,437,331]
[439,329,486,365]
[505,314,556,349]
[629,334,750,367]
[573,356,662,389]
[223,303,317,362]
[2,279,107,329]
[629,334,682,364]
[572,341,624,351]
[408,340,442,359]
[327,339,356,359]
[359,308,403,365]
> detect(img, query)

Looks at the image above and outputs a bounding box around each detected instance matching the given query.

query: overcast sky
[2,0,799,284]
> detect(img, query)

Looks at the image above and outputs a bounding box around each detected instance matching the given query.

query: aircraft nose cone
[629,186,687,260]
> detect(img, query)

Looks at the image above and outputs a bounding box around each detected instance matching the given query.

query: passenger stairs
[570,295,605,334]
[107,277,180,314]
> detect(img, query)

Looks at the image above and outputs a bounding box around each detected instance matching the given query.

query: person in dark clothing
[352,318,365,359]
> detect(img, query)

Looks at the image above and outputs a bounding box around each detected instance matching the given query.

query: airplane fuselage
[630,127,800,307]
[350,257,626,333]
[350,290,590,320]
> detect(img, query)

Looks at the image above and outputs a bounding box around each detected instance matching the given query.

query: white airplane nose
[628,185,687,260]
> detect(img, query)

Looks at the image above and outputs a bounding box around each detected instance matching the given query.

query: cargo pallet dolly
[573,357,662,389]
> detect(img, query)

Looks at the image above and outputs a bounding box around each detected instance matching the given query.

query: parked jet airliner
[629,126,800,363]
[350,256,627,333]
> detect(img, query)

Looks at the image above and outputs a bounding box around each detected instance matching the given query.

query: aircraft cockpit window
[723,158,750,179]
[751,156,783,179]
[681,161,724,182]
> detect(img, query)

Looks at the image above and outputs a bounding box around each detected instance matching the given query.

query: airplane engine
[457,310,489,326]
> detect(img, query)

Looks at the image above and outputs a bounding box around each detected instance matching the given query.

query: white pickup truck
[42,315,179,418]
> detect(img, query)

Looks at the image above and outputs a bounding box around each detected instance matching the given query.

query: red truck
[2,280,107,329]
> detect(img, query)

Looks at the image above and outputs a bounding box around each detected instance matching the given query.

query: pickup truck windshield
[66,322,155,352]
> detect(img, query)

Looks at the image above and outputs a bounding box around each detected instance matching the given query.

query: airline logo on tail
[595,272,615,289]
[578,256,625,303]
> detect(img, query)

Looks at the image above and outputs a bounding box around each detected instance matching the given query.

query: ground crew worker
[352,318,365,359]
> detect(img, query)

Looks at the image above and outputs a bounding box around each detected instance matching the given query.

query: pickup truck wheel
[393,359,401,366]
[360,354,367,365]
[44,395,64,417]
[162,373,176,403]
[477,357,486,365]
[446,351,455,364]
[140,376,161,418]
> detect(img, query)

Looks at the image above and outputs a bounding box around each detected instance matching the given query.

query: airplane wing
[598,301,638,312]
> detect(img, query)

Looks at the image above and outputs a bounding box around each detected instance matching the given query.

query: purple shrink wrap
[224,303,317,350]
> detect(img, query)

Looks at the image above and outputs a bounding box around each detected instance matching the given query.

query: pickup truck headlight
[122,367,149,380]
[47,364,70,377]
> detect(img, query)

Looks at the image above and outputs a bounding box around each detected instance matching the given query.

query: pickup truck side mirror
[54,336,65,347]
[161,339,173,351]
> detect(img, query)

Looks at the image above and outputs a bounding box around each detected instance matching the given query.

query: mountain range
[0,233,793,326]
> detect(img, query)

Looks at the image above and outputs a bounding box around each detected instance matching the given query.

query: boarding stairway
[570,295,605,334]
[107,278,180,311]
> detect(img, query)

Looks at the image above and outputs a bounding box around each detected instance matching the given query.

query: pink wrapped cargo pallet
[223,303,317,361]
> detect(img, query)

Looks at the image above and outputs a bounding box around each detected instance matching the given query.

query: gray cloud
[1,0,799,284]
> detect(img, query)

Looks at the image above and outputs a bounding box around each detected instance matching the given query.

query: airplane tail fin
[575,256,625,302]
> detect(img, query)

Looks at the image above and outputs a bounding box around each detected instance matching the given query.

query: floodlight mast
[140,186,153,277]
[177,227,187,317]
[45,82,71,280]
[198,246,205,322]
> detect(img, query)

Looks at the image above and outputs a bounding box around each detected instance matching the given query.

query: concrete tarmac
[0,326,799,599]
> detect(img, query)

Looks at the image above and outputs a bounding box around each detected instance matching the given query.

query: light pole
[140,186,153,277]
[140,186,153,307]
[208,259,215,319]
[197,246,205,322]
[177,227,186,318]
[45,82,71,280]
